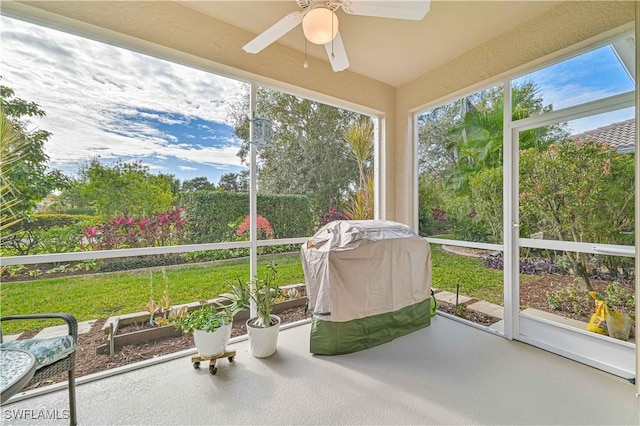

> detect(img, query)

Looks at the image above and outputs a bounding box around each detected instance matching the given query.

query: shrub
[604,282,636,312]
[236,215,274,240]
[320,206,349,226]
[64,208,97,215]
[418,175,448,236]
[83,208,186,250]
[483,253,561,275]
[97,255,185,273]
[182,191,313,243]
[11,214,97,231]
[468,168,503,240]
[442,194,493,243]
[545,282,590,314]
[1,214,99,256]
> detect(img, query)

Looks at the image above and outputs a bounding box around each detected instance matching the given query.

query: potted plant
[216,276,251,318]
[246,261,281,358]
[176,305,233,357]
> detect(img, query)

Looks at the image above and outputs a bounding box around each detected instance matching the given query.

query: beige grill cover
[301,220,431,322]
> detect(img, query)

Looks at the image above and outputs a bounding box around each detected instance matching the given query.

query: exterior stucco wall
[1,0,397,219]
[395,0,636,229]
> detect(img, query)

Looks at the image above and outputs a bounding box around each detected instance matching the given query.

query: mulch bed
[25,306,311,390]
[436,300,501,326]
[22,272,636,390]
[520,274,634,323]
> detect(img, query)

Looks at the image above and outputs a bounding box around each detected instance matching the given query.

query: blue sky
[513,43,635,133]
[0,16,636,184]
[1,15,246,184]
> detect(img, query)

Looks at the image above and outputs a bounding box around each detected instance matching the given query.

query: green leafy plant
[285,287,300,300]
[216,276,251,316]
[175,305,232,333]
[545,281,589,314]
[144,270,160,326]
[27,268,42,277]
[249,261,279,328]
[604,282,635,312]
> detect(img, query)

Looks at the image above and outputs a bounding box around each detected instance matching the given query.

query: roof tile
[572,118,636,151]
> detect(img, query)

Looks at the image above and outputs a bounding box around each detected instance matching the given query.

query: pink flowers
[236,215,274,239]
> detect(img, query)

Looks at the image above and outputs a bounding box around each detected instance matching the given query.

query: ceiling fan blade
[324,32,349,72]
[243,11,305,54]
[341,0,431,20]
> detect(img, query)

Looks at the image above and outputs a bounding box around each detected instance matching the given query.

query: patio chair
[0,313,78,426]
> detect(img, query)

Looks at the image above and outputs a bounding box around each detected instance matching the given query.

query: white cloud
[0,16,245,173]
[179,165,198,171]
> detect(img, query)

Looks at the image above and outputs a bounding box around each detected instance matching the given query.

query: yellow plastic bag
[586,291,609,335]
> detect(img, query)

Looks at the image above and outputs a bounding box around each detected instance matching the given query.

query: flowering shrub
[320,206,349,225]
[82,208,186,250]
[236,215,274,240]
[431,209,448,224]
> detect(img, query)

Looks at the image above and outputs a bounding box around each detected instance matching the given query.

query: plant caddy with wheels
[175,305,235,375]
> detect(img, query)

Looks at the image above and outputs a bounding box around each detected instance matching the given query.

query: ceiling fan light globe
[302,8,339,45]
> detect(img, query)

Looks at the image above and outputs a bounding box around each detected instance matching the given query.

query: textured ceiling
[180,0,560,87]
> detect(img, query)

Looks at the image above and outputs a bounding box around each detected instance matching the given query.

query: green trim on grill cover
[310,298,431,355]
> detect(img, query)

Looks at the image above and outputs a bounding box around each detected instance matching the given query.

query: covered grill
[301,220,431,355]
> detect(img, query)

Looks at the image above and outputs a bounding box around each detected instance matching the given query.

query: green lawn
[431,244,504,305]
[2,247,511,334]
[0,253,304,334]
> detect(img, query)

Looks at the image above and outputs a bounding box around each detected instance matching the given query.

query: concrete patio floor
[3,315,639,425]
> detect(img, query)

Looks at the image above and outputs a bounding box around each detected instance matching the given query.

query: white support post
[634,0,639,397]
[373,116,381,220]
[502,79,518,340]
[411,112,419,232]
[249,83,258,319]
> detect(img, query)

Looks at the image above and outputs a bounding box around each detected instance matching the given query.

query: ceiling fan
[242,0,431,72]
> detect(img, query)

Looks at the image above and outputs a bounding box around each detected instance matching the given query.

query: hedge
[5,214,99,232]
[182,191,314,243]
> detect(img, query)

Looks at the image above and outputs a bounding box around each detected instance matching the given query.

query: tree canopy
[419,81,569,194]
[227,86,366,218]
[217,170,249,192]
[0,85,68,216]
[182,176,216,193]
[79,159,175,217]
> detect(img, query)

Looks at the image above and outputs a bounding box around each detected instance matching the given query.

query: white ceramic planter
[193,324,231,357]
[246,315,281,358]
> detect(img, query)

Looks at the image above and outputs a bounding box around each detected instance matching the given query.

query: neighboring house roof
[572,118,636,153]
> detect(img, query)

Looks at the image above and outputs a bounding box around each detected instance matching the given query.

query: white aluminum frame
[510,87,637,380]
[413,30,638,384]
[635,1,639,396]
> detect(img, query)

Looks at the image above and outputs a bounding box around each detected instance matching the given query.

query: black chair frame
[1,313,78,426]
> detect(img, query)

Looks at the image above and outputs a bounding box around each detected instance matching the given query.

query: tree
[0,107,28,235]
[160,173,181,200]
[218,170,249,192]
[182,176,216,193]
[520,140,634,289]
[417,104,461,178]
[418,82,568,194]
[0,85,68,215]
[81,159,175,217]
[227,86,364,218]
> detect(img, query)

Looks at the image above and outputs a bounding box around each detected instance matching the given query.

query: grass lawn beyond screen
[2,246,507,334]
[1,254,304,334]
